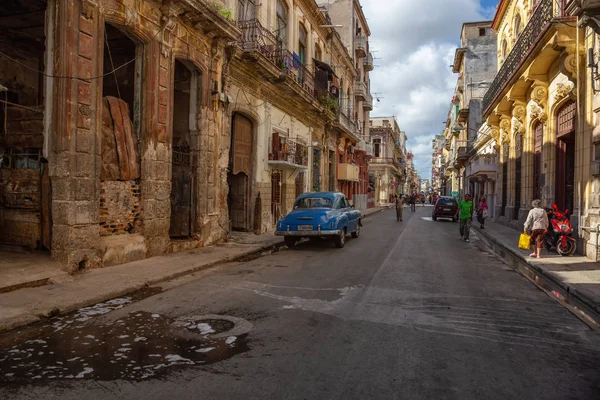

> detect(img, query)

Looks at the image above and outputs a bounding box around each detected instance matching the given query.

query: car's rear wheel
[452,215,457,222]
[432,214,437,221]
[351,224,360,238]
[335,229,346,248]
[284,237,298,248]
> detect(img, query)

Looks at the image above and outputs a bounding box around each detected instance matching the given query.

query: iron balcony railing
[281,50,316,97]
[269,135,309,167]
[482,0,553,113]
[237,19,284,67]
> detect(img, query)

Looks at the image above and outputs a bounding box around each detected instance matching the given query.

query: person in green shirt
[458,194,474,242]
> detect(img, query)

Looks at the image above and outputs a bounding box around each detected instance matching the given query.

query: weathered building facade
[0,0,241,271]
[369,117,405,204]
[443,21,497,201]
[483,1,581,232]
[0,0,376,271]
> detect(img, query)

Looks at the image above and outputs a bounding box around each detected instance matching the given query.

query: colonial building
[443,21,497,201]
[0,0,240,271]
[482,1,580,232]
[431,135,445,194]
[0,0,376,271]
[316,0,374,210]
[369,117,406,204]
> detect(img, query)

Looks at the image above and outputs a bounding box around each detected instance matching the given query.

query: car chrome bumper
[275,229,341,237]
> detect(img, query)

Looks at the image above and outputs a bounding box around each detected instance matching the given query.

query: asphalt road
[2,206,600,400]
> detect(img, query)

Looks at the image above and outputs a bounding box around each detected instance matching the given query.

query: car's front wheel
[334,229,346,248]
[284,237,298,248]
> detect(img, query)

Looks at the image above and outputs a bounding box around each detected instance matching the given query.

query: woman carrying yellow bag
[523,199,549,258]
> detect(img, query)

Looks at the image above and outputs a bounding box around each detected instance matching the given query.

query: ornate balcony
[456,147,469,163]
[338,163,360,182]
[354,81,367,101]
[237,19,284,79]
[364,52,374,71]
[363,92,373,111]
[565,0,600,15]
[482,0,554,113]
[268,135,309,169]
[355,35,366,58]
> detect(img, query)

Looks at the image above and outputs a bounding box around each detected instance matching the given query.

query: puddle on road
[0,306,249,382]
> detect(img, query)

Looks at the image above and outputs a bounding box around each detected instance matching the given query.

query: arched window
[514,14,522,38]
[339,79,344,110]
[346,88,351,116]
[299,24,307,65]
[276,0,288,49]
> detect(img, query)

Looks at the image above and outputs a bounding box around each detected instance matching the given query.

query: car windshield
[437,198,456,206]
[294,197,333,209]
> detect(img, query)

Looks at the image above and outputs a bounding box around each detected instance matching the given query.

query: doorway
[328,150,336,191]
[514,134,522,220]
[228,114,253,231]
[501,143,508,217]
[556,101,576,213]
[170,60,199,238]
[533,122,543,200]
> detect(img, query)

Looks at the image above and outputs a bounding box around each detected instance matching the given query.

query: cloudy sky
[361,0,498,180]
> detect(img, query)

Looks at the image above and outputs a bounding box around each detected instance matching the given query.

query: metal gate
[170,144,193,238]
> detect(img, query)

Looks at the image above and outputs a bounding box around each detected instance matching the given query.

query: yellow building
[484,1,584,235]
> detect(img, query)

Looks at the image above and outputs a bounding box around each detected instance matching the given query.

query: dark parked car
[432,196,458,222]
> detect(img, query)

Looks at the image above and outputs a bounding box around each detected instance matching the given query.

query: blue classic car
[275,192,361,248]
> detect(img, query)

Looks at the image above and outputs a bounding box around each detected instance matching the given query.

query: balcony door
[276,0,287,49]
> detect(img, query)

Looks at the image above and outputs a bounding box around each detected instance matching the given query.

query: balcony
[456,147,469,163]
[338,163,360,182]
[279,50,316,98]
[332,108,359,142]
[355,35,366,58]
[482,0,554,113]
[364,52,374,71]
[565,0,600,15]
[237,19,284,79]
[363,92,373,111]
[354,81,367,101]
[268,135,308,169]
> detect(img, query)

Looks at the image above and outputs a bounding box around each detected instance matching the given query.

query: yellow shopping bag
[518,232,531,250]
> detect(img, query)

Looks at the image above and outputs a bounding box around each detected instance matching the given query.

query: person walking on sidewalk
[458,194,474,242]
[477,195,488,229]
[395,195,403,221]
[409,193,416,212]
[524,199,549,259]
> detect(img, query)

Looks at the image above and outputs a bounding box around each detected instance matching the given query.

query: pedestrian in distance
[458,194,474,242]
[409,193,416,212]
[477,195,488,229]
[524,199,549,259]
[395,195,403,222]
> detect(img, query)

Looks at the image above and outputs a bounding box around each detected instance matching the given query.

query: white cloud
[362,0,490,179]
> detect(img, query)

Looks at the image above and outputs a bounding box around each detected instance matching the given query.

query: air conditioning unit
[349,146,355,154]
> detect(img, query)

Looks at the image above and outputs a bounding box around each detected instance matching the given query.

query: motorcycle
[544,204,577,256]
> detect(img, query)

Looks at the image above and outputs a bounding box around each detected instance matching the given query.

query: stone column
[50,0,102,272]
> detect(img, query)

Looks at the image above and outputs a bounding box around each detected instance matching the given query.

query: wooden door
[229,114,253,231]
[556,101,576,213]
[170,144,193,238]
[533,123,543,200]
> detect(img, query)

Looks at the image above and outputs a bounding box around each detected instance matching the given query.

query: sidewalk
[0,206,385,332]
[473,220,600,329]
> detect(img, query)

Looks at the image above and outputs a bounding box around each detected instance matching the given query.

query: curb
[473,226,600,332]
[1,209,385,333]
[0,240,286,333]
